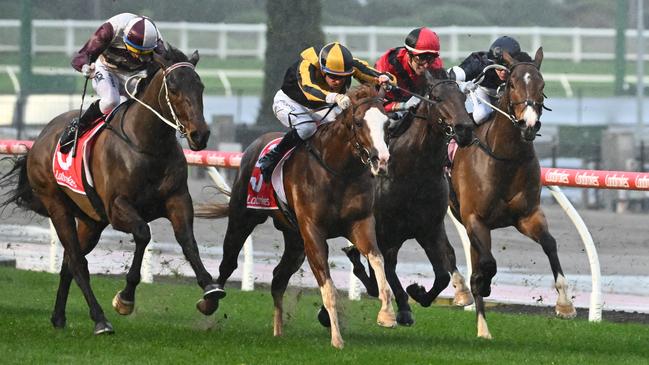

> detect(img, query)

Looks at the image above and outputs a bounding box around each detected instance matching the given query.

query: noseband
[125,61,196,137]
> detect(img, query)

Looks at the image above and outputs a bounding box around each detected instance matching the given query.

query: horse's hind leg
[516,208,576,319]
[445,239,473,306]
[347,218,396,330]
[271,230,305,337]
[51,218,106,328]
[44,200,112,335]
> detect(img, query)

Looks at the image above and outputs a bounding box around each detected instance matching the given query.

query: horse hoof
[196,298,219,316]
[317,305,331,328]
[555,303,577,319]
[377,310,397,328]
[406,283,433,307]
[94,321,114,335]
[453,290,474,306]
[112,291,135,315]
[396,310,414,326]
[50,316,66,329]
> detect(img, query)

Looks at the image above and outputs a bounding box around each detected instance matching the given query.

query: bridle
[409,79,461,139]
[125,61,196,138]
[503,61,552,132]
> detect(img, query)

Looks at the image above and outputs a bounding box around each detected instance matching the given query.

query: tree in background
[255,0,324,127]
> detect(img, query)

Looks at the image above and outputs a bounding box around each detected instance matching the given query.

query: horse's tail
[194,203,230,219]
[0,156,47,216]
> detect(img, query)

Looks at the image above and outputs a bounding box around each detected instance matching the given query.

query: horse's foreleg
[44,199,112,335]
[407,226,452,308]
[109,196,154,315]
[443,234,473,306]
[516,209,576,319]
[300,225,344,349]
[271,230,305,336]
[348,218,396,329]
[382,246,413,326]
[464,214,494,339]
[341,245,378,297]
[164,193,223,315]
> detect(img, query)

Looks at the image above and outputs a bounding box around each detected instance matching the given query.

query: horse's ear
[189,50,200,66]
[534,47,543,70]
[502,51,515,68]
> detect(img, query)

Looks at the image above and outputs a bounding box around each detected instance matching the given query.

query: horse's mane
[139,43,190,92]
[347,84,378,103]
[428,67,449,80]
[511,52,533,63]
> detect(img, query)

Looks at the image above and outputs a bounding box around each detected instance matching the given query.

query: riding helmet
[488,36,521,64]
[404,27,440,55]
[319,42,354,76]
[123,16,159,55]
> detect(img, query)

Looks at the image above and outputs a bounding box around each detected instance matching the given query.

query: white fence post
[547,185,602,322]
[141,223,155,284]
[49,219,61,273]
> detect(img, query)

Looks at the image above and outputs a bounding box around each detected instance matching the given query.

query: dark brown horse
[449,48,576,339]
[339,69,475,326]
[0,46,221,335]
[197,84,395,349]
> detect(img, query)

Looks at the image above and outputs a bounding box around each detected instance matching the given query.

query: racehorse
[0,46,221,335]
[196,84,395,349]
[338,69,476,326]
[449,48,576,339]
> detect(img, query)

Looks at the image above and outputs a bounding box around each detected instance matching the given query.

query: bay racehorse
[196,84,395,349]
[0,46,221,335]
[339,69,475,326]
[449,48,576,339]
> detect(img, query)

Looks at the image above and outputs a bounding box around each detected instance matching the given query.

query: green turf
[1,266,648,364]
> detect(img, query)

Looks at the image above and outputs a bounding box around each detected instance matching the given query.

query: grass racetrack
[1,266,648,364]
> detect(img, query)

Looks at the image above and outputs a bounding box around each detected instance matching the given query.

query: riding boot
[59,100,103,154]
[258,129,303,182]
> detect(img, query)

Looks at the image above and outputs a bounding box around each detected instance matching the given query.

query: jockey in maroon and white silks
[374,27,444,114]
[60,13,165,153]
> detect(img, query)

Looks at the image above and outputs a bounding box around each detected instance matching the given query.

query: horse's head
[502,47,547,142]
[152,47,210,150]
[422,69,475,147]
[345,85,390,175]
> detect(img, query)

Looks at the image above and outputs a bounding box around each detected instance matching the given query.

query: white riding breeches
[466,86,494,125]
[272,89,342,140]
[92,58,145,113]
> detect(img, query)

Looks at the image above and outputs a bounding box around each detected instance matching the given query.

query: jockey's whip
[71,76,90,158]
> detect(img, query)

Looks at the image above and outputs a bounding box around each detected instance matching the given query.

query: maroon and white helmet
[123,16,159,55]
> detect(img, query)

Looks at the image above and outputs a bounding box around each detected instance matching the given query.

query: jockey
[448,35,521,125]
[60,13,165,153]
[374,27,444,121]
[257,42,394,182]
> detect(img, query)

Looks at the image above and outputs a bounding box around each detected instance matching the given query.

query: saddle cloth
[246,138,295,210]
[52,119,106,195]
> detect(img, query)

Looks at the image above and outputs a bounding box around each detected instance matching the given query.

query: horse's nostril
[190,129,210,148]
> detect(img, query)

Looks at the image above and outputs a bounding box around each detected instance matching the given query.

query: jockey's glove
[404,95,420,110]
[81,64,95,78]
[377,74,392,84]
[460,80,477,94]
[326,93,352,110]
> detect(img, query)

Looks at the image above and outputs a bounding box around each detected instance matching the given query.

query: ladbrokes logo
[635,175,649,189]
[545,170,569,184]
[575,172,599,187]
[605,174,629,188]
